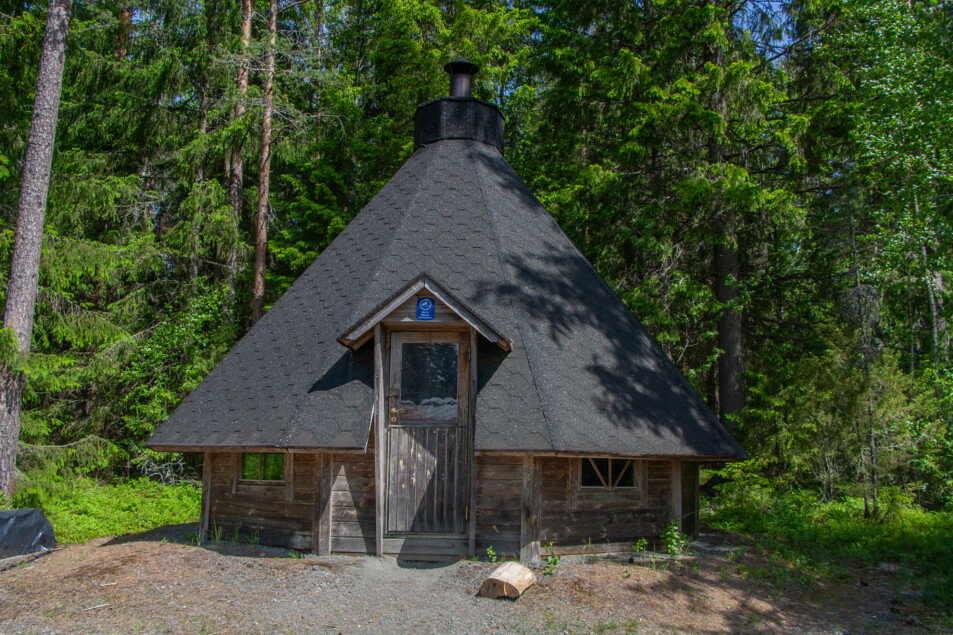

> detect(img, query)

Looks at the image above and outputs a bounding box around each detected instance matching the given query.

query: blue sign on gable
[416,297,435,320]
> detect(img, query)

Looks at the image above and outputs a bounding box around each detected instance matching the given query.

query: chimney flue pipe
[444,58,479,97]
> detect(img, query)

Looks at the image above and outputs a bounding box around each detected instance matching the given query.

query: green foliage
[485,545,498,563]
[542,540,560,575]
[13,436,121,508]
[631,537,648,554]
[119,283,235,442]
[243,526,261,547]
[0,326,22,366]
[745,327,947,507]
[39,478,201,544]
[512,0,809,398]
[210,522,223,546]
[660,521,689,559]
[705,468,953,614]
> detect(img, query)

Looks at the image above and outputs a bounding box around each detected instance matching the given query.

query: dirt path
[0,524,931,634]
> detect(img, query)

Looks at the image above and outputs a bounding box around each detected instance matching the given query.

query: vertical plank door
[385,331,468,534]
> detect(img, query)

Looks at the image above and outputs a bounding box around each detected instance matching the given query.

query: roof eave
[144,442,371,453]
[337,274,511,351]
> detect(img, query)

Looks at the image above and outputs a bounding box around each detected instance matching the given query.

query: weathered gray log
[478,561,537,599]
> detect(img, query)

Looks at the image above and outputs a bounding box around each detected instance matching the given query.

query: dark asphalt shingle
[147,113,745,459]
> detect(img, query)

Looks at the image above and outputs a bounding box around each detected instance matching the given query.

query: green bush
[543,540,560,574]
[38,477,201,544]
[660,521,690,558]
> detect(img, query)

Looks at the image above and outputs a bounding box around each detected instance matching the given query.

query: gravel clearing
[0,523,933,634]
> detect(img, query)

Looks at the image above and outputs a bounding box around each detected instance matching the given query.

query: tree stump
[478,561,537,599]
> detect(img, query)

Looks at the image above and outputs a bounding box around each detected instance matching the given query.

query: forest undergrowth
[16,477,200,545]
[703,466,953,619]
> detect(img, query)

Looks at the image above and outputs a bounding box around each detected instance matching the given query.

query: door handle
[390,407,407,415]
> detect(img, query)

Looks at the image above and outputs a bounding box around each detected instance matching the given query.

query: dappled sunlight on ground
[0,525,935,634]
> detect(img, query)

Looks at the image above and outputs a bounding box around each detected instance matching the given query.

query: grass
[39,477,201,544]
[703,483,953,617]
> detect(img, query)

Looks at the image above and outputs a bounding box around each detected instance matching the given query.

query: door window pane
[400,342,458,422]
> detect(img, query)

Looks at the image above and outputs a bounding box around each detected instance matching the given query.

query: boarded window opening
[580,458,636,490]
[241,453,284,482]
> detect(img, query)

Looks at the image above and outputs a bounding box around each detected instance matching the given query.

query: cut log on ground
[478,562,537,599]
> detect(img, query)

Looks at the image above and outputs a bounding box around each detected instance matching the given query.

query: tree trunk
[194,0,221,184]
[251,0,276,324]
[706,363,718,414]
[925,265,949,368]
[913,192,948,370]
[715,232,746,426]
[935,269,949,363]
[0,0,73,496]
[706,19,745,429]
[709,114,745,425]
[868,393,878,518]
[930,271,950,364]
[195,75,209,183]
[923,243,945,372]
[116,5,131,59]
[908,262,916,377]
[224,0,252,303]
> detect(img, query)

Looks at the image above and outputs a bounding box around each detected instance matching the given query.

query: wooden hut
[146,60,746,562]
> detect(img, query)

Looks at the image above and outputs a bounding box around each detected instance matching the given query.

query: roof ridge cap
[469,141,556,451]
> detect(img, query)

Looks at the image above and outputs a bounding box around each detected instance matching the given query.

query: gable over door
[385,331,468,534]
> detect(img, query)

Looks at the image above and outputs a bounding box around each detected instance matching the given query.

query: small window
[580,458,636,490]
[242,453,284,482]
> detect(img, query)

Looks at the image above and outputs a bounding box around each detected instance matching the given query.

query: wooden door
[385,331,468,534]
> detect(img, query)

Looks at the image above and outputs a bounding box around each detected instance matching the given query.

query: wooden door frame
[376,326,474,543]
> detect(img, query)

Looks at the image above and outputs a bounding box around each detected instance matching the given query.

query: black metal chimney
[413,59,504,154]
[445,58,479,97]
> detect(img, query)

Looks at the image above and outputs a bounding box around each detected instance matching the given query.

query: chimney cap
[444,57,479,77]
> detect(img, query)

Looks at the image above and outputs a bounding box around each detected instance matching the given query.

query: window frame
[572,457,647,510]
[579,457,637,491]
[240,452,285,484]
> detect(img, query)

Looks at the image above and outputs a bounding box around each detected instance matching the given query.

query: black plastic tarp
[0,508,56,558]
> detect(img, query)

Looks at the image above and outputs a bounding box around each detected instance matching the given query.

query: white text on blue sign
[416,297,435,320]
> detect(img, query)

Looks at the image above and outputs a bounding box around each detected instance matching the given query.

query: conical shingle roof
[147,101,744,460]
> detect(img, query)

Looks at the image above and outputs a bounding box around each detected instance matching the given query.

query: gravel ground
[0,523,935,634]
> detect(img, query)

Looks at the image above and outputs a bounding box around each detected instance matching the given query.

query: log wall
[473,454,522,558]
[206,452,314,550]
[205,451,681,558]
[330,452,377,553]
[206,451,378,553]
[538,457,672,555]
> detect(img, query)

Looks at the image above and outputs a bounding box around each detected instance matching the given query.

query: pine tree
[226,0,254,309]
[1,0,73,496]
[251,0,277,323]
